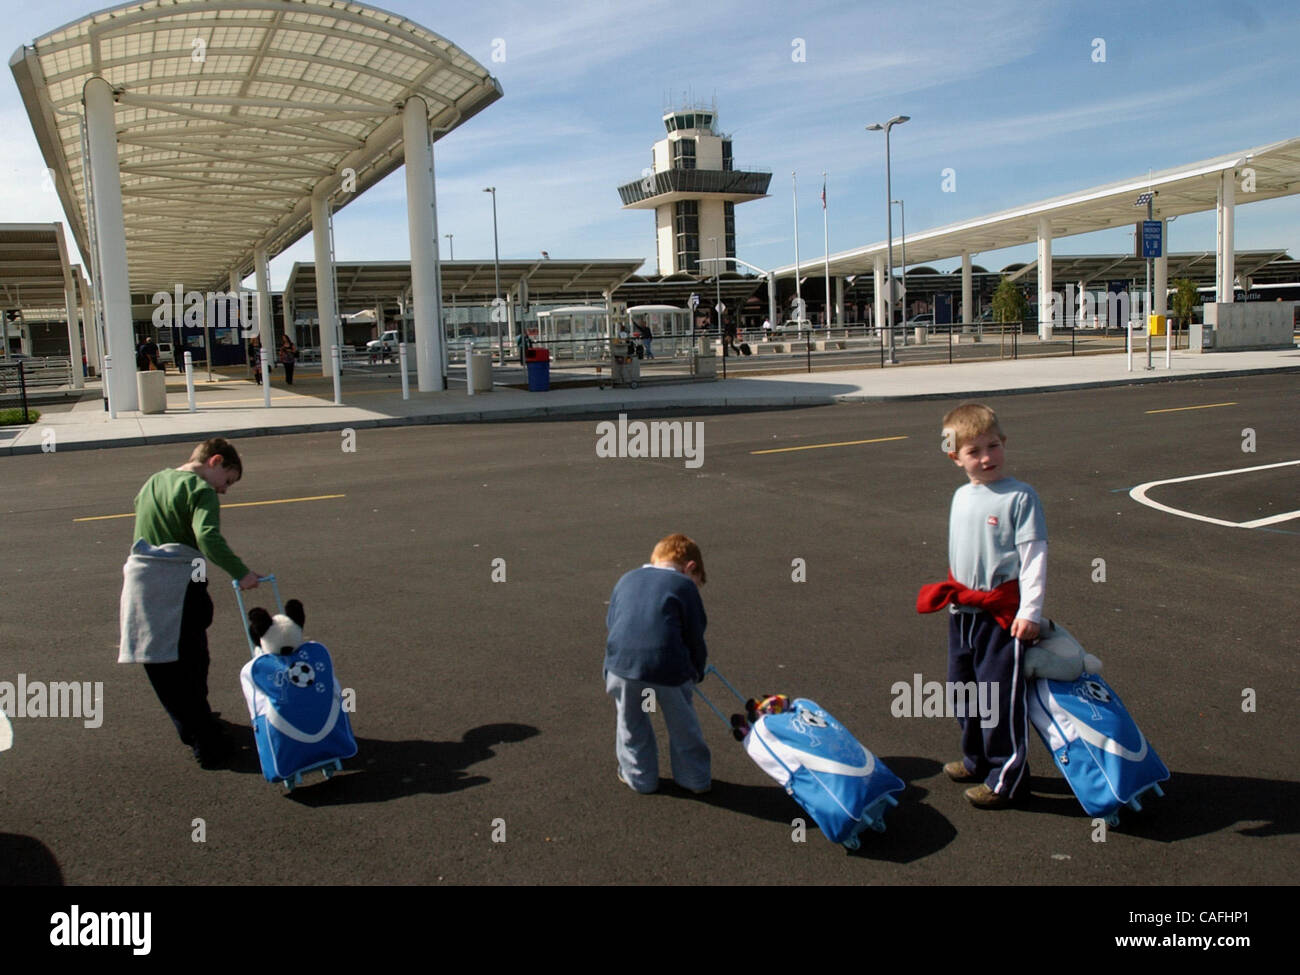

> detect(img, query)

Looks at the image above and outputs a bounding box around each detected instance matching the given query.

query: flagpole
[792,171,802,330]
[822,172,831,330]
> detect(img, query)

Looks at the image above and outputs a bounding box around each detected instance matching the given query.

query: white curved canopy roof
[775,136,1300,278]
[11,0,502,293]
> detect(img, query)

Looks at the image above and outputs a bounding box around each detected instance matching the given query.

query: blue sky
[3,0,1299,288]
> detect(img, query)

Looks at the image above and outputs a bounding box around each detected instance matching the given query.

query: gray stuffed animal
[1024,620,1104,680]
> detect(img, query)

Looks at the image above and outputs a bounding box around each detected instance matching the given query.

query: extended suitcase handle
[694,664,748,729]
[231,574,282,658]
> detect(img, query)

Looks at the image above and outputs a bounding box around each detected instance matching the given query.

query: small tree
[1172,278,1199,331]
[992,277,1029,324]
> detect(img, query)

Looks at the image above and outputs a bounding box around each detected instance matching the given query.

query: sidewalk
[2,347,1296,455]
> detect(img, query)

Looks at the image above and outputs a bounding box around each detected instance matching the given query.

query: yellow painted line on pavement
[751,435,908,455]
[74,494,346,522]
[1145,402,1237,414]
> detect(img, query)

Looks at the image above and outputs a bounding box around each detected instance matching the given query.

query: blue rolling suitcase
[697,666,905,849]
[1027,671,1168,825]
[233,576,356,791]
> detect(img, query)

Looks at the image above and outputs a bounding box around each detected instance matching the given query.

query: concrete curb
[3,363,1297,456]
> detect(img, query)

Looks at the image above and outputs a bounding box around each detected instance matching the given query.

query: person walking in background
[278,334,298,385]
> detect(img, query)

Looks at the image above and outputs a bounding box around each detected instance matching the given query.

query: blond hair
[942,403,1004,452]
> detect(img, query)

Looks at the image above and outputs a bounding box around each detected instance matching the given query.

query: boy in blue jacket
[604,533,710,795]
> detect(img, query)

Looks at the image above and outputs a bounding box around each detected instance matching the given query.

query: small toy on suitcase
[697,666,905,849]
[233,575,356,791]
[1023,623,1168,825]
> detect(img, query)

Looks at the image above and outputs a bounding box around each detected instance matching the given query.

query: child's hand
[238,572,261,591]
[1010,617,1040,642]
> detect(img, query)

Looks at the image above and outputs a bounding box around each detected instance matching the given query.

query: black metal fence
[0,361,32,422]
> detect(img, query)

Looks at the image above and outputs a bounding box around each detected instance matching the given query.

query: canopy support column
[961,251,972,328]
[1216,172,1235,302]
[1154,218,1168,318]
[84,77,135,410]
[254,246,274,353]
[873,254,885,334]
[1037,218,1053,340]
[312,188,340,378]
[403,96,445,392]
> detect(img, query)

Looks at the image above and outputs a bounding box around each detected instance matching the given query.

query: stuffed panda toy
[247,600,306,658]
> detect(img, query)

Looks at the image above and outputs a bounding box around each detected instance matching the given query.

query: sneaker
[944,760,981,782]
[683,783,712,795]
[964,784,1020,809]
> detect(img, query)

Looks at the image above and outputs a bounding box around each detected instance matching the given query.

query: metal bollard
[184,351,196,412]
[399,341,410,400]
[465,339,474,396]
[331,345,342,405]
[104,354,116,419]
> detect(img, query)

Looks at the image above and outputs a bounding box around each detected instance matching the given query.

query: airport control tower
[617,106,771,275]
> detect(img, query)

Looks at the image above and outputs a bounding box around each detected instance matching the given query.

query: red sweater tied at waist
[916,572,1020,631]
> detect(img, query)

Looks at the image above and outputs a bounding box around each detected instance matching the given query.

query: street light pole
[867,116,909,364]
[892,198,908,345]
[484,187,501,362]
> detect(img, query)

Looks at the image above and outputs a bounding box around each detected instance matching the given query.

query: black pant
[144,581,221,756]
[282,359,295,384]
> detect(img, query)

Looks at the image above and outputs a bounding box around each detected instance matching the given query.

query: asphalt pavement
[0,369,1295,886]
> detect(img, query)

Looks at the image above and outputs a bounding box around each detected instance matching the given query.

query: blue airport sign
[1142,220,1162,258]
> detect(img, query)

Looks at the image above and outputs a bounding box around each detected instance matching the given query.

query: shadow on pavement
[276,722,539,807]
[0,834,64,885]
[844,756,958,863]
[1018,771,1298,841]
[663,755,959,864]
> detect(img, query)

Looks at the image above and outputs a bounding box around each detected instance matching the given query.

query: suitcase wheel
[1104,812,1120,827]
[842,834,861,851]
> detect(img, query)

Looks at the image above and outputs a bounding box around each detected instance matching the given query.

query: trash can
[467,352,493,393]
[136,369,166,414]
[524,347,550,392]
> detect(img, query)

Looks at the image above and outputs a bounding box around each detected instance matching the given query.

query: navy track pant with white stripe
[947,609,1030,797]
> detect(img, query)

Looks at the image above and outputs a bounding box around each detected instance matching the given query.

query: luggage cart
[604,338,640,389]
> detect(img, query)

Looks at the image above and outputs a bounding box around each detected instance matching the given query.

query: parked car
[365,330,400,358]
[156,341,175,370]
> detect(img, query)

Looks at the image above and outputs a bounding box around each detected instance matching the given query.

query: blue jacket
[604,565,707,685]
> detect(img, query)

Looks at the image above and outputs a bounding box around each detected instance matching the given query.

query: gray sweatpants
[605,672,711,793]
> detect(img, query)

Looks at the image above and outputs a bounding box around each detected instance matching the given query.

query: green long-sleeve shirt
[133,469,250,580]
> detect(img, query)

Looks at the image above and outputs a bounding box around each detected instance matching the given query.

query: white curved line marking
[1129,460,1300,528]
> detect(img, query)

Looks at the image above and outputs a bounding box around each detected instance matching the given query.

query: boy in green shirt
[124,438,261,768]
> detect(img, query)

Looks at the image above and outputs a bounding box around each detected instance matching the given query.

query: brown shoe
[964,784,1019,809]
[944,760,981,782]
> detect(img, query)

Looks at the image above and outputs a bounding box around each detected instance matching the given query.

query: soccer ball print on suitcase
[744,698,905,846]
[240,641,357,788]
[1027,673,1168,824]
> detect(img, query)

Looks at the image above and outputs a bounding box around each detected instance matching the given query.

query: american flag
[821,178,826,210]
